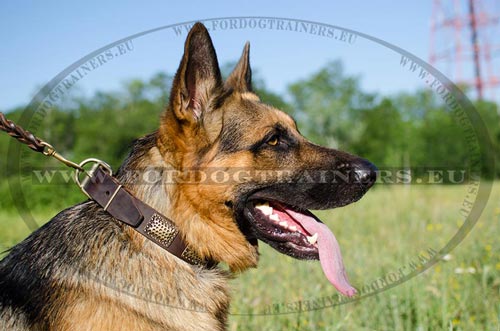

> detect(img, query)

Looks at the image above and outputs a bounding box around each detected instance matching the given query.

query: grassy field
[1,184,499,330]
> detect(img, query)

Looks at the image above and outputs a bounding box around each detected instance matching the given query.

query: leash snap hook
[41,141,84,171]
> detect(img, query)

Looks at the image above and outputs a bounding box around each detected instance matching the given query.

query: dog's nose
[352,159,377,189]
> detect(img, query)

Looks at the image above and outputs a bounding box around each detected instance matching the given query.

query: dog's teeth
[307,233,318,245]
[289,225,298,232]
[279,221,288,229]
[255,204,273,216]
[269,214,279,222]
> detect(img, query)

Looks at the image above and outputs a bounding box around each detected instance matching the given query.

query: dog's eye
[267,135,279,146]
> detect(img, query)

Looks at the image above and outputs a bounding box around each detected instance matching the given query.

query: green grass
[1,184,499,330]
[0,210,55,253]
[228,183,500,330]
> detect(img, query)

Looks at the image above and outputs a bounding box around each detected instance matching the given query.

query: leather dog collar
[81,165,213,268]
[0,112,213,268]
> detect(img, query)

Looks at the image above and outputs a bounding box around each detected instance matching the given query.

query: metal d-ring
[75,158,113,198]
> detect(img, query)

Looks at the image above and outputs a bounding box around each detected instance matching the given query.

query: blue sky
[0,1,434,110]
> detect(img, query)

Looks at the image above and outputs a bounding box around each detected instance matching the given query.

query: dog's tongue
[284,208,357,297]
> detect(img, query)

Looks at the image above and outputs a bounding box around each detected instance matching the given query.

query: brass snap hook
[40,142,84,171]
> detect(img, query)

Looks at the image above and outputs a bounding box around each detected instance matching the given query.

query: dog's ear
[169,22,223,123]
[225,42,252,93]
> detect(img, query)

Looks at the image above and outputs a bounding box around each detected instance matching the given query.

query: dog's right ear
[225,42,252,93]
[168,23,223,124]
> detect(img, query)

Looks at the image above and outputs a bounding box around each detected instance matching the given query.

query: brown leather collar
[81,165,214,268]
[0,113,212,267]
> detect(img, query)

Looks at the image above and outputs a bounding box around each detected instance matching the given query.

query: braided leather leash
[0,112,210,267]
[0,112,45,153]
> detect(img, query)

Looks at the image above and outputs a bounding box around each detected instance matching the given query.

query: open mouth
[242,199,357,297]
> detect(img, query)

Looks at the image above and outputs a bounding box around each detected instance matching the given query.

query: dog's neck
[115,132,259,272]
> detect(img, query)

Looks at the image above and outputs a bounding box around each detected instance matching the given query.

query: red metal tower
[429,0,500,101]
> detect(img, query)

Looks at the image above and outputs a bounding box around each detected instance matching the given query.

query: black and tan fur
[0,23,376,330]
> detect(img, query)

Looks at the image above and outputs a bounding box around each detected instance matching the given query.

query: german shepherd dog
[0,23,376,330]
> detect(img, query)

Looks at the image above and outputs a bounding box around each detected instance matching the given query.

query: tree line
[1,60,499,210]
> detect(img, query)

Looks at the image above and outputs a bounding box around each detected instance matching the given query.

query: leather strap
[0,113,213,267]
[82,166,211,267]
[0,112,45,153]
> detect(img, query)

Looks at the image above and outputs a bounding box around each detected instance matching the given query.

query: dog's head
[157,23,376,296]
